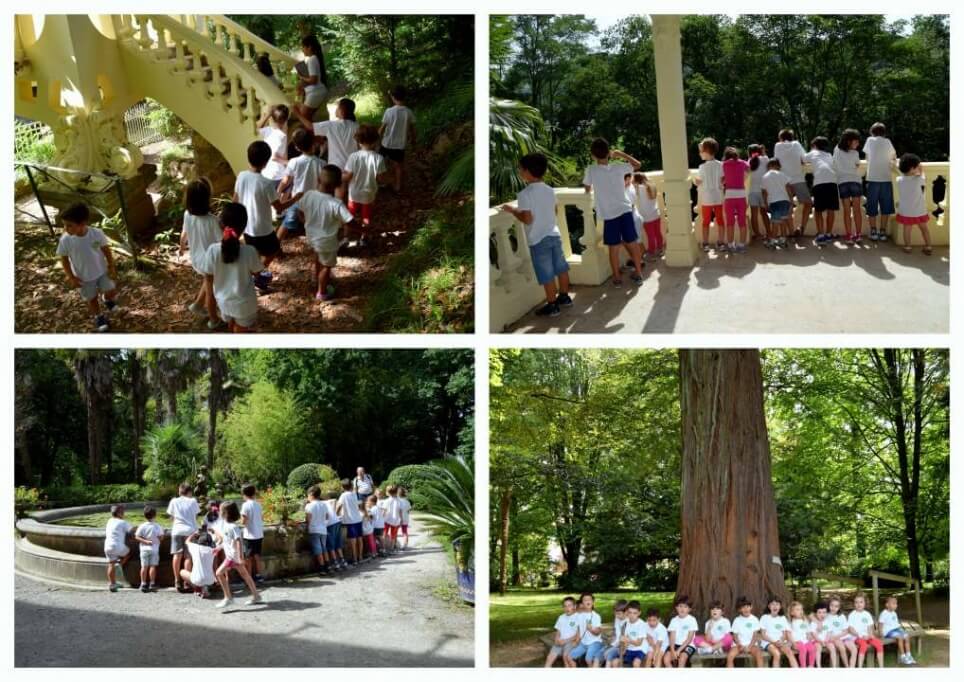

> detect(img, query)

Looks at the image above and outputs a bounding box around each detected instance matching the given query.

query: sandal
[923,247,933,255]
[611,278,623,287]
[903,246,913,254]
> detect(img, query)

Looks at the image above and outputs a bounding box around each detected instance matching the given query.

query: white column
[652,15,699,267]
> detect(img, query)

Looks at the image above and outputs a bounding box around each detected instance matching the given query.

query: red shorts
[384,524,400,539]
[401,524,409,535]
[701,204,724,228]
[896,214,928,225]
[856,637,883,656]
[348,200,373,225]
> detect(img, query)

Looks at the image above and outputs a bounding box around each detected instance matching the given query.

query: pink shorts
[401,524,409,535]
[897,214,928,225]
[694,634,733,650]
[222,558,241,569]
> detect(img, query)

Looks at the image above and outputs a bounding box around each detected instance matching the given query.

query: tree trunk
[208,349,226,470]
[73,352,114,485]
[512,547,521,586]
[129,353,146,482]
[498,487,511,595]
[677,349,788,623]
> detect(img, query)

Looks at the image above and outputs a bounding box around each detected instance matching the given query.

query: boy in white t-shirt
[255,104,290,185]
[643,608,670,668]
[810,601,838,667]
[620,601,648,668]
[773,128,811,236]
[371,488,387,555]
[134,505,164,593]
[305,484,333,575]
[297,164,358,304]
[324,493,347,570]
[56,202,119,332]
[277,128,322,239]
[879,595,915,665]
[337,479,365,566]
[694,138,724,251]
[501,152,573,318]
[379,85,417,193]
[727,596,764,667]
[864,122,898,241]
[166,483,200,592]
[240,484,265,583]
[599,600,628,667]
[104,504,132,592]
[566,593,604,667]
[342,125,388,247]
[761,159,794,248]
[664,596,698,667]
[804,137,839,244]
[545,596,581,667]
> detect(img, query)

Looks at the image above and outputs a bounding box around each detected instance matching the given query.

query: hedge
[384,464,434,508]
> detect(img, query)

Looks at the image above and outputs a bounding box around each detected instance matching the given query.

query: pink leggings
[796,642,817,667]
[643,219,664,254]
[365,534,377,555]
[724,197,748,229]
[693,634,733,650]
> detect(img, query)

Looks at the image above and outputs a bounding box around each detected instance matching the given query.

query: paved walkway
[509,243,949,334]
[15,517,473,667]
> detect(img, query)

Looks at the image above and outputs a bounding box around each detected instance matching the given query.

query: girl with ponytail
[202,203,263,332]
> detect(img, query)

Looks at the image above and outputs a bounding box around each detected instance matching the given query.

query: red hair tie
[223,227,237,239]
[750,151,761,158]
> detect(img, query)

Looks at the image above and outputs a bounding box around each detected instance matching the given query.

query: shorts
[623,650,645,664]
[791,182,812,203]
[769,200,792,221]
[373,527,384,537]
[548,642,576,659]
[400,523,409,535]
[345,522,363,539]
[529,235,569,285]
[281,203,304,231]
[310,239,338,267]
[308,532,327,556]
[381,147,405,162]
[865,181,895,216]
[701,204,724,228]
[105,546,129,562]
[348,200,373,226]
[897,214,928,225]
[602,646,621,663]
[139,549,159,567]
[243,231,281,257]
[602,211,637,246]
[838,181,863,199]
[242,537,263,558]
[80,273,116,301]
[222,558,241,570]
[748,190,765,208]
[813,183,840,211]
[885,628,908,639]
[569,642,604,661]
[303,85,328,109]
[384,523,400,540]
[326,523,342,552]
[170,533,190,555]
[856,637,883,656]
[221,312,257,330]
[356,492,371,503]
[677,644,696,657]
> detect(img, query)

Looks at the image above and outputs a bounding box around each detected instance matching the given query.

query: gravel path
[15,516,473,667]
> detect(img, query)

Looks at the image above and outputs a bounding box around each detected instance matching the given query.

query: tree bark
[73,352,114,485]
[677,349,788,623]
[208,349,226,470]
[498,487,512,595]
[129,352,147,482]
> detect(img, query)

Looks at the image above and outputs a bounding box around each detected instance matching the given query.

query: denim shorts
[569,641,604,661]
[866,181,895,216]
[838,181,863,199]
[325,523,342,552]
[791,182,812,203]
[748,190,765,208]
[769,200,791,221]
[139,548,159,567]
[308,532,327,556]
[602,646,621,663]
[529,235,569,285]
[885,628,908,638]
[602,211,638,246]
[79,273,116,301]
[281,202,304,231]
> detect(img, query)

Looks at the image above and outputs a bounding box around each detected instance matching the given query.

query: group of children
[103,478,414,605]
[546,592,916,669]
[502,122,932,319]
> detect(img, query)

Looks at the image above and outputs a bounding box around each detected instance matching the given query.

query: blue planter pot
[453,540,475,604]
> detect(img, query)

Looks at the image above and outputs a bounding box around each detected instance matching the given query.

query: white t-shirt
[398,497,412,524]
[259,126,288,181]
[313,119,359,170]
[878,609,901,635]
[848,610,875,638]
[345,149,386,204]
[204,242,262,323]
[610,617,627,647]
[705,617,732,643]
[381,105,416,149]
[362,513,374,535]
[305,499,331,534]
[761,170,792,204]
[516,181,561,247]
[370,503,385,529]
[166,496,200,536]
[234,170,278,237]
[826,612,849,637]
[810,618,832,642]
[135,520,164,553]
[337,491,363,524]
[182,212,221,274]
[697,159,724,205]
[833,147,862,185]
[188,542,216,586]
[667,614,698,644]
[863,136,897,182]
[749,155,770,191]
[241,499,264,540]
[645,622,669,651]
[354,475,374,495]
[805,149,837,186]
[774,140,807,184]
[577,611,602,645]
[897,174,926,218]
[554,612,581,643]
[731,614,760,646]
[304,55,323,99]
[299,190,353,252]
[283,153,321,195]
[104,517,131,555]
[324,499,341,527]
[583,162,634,221]
[636,184,660,222]
[57,227,109,282]
[759,614,790,643]
[221,522,243,562]
[622,619,648,652]
[383,496,402,525]
[789,618,811,643]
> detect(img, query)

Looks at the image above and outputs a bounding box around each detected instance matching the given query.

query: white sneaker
[216,597,234,608]
[906,654,916,665]
[187,302,206,316]
[245,595,263,605]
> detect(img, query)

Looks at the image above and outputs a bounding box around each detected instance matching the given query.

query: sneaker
[701,242,711,252]
[216,597,234,608]
[104,299,119,312]
[905,654,916,665]
[854,234,863,244]
[187,302,206,316]
[535,302,561,317]
[870,229,879,241]
[148,583,156,592]
[140,584,149,593]
[733,243,747,253]
[878,231,888,242]
[253,272,272,291]
[630,273,643,285]
[779,238,788,248]
[207,318,225,330]
[716,241,727,251]
[94,314,110,332]
[555,292,573,307]
[109,583,118,592]
[356,237,370,249]
[254,574,265,584]
[245,595,263,605]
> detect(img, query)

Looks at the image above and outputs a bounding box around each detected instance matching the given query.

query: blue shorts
[529,235,569,285]
[281,202,304,231]
[603,211,637,246]
[325,523,342,552]
[603,646,621,663]
[769,200,791,221]
[838,181,863,199]
[308,532,327,556]
[570,642,604,661]
[623,650,645,665]
[866,181,895,216]
[346,521,363,539]
[885,628,908,639]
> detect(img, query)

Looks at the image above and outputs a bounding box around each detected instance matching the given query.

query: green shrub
[142,422,204,486]
[15,487,44,518]
[385,464,435,508]
[40,482,178,508]
[145,99,190,139]
[287,463,323,491]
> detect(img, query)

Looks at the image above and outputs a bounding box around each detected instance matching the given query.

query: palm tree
[489,97,561,202]
[71,350,115,484]
[416,455,474,570]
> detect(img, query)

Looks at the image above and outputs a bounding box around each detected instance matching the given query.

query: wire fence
[14,119,53,158]
[123,100,164,147]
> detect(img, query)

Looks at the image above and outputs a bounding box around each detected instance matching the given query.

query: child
[56,202,119,332]
[383,485,403,553]
[727,596,764,667]
[277,128,322,240]
[805,136,839,244]
[879,595,915,665]
[501,153,572,317]
[545,596,581,667]
[634,173,663,260]
[305,484,333,575]
[104,504,132,591]
[379,85,417,193]
[599,600,628,668]
[810,601,837,668]
[361,498,378,559]
[298,97,359,179]
[324,492,346,570]
[566,593,603,668]
[166,483,200,592]
[370,490,387,555]
[747,144,771,241]
[134,505,163,593]
[212,500,262,607]
[256,104,289,188]
[664,595,698,667]
[233,140,300,288]
[336,479,364,565]
[789,600,817,667]
[240,484,265,582]
[620,601,648,668]
[297,164,357,303]
[694,138,725,251]
[582,137,644,285]
[643,608,669,668]
[848,592,884,667]
[203,204,264,332]
[834,129,864,242]
[773,129,810,236]
[293,34,328,122]
[398,486,412,550]
[181,530,218,598]
[827,595,858,667]
[343,125,388,247]
[864,122,898,241]
[761,159,793,248]
[758,596,797,667]
[721,147,751,252]
[896,153,932,255]
[178,179,222,329]
[695,600,732,654]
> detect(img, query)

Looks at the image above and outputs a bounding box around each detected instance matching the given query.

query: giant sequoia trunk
[677,350,788,622]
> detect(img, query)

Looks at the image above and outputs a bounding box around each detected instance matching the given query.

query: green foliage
[286,462,339,492]
[144,99,190,139]
[385,464,435,508]
[41,482,179,507]
[15,487,43,518]
[14,127,56,185]
[259,485,301,525]
[414,455,475,569]
[142,422,203,486]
